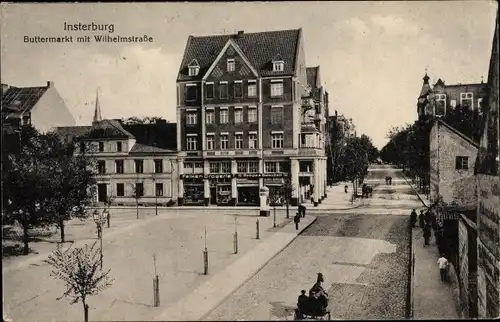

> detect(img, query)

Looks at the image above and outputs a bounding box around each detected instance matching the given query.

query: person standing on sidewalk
[419,210,425,229]
[410,209,417,228]
[423,223,431,246]
[294,212,301,230]
[437,255,449,282]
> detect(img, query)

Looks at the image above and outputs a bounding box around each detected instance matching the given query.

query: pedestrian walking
[294,212,301,230]
[437,255,449,282]
[424,209,432,226]
[418,210,425,229]
[344,185,348,194]
[423,223,431,246]
[410,209,417,228]
[298,203,306,218]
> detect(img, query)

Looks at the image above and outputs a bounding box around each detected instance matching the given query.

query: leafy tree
[3,125,59,254]
[44,241,114,322]
[121,116,166,125]
[41,133,97,243]
[336,136,373,196]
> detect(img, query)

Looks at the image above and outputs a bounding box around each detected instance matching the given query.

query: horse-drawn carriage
[294,273,331,321]
[361,183,373,198]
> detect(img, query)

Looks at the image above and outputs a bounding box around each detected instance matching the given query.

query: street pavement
[204,164,461,320]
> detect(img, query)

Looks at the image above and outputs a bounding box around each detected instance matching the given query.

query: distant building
[1,81,75,134]
[475,8,500,319]
[55,92,178,206]
[417,74,488,122]
[175,28,328,207]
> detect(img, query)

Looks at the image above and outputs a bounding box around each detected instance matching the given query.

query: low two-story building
[55,96,178,206]
[175,28,328,207]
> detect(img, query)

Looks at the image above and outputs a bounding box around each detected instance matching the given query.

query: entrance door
[210,187,217,205]
[97,184,107,203]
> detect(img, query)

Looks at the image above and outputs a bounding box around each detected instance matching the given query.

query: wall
[458,218,470,317]
[429,122,440,203]
[31,86,76,133]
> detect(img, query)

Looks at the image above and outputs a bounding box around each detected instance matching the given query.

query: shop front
[206,174,233,205]
[182,174,204,205]
[265,176,286,206]
[234,173,260,206]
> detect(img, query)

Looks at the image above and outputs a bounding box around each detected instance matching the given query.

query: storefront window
[210,162,220,173]
[265,161,278,173]
[248,161,259,173]
[221,162,231,173]
[237,161,247,173]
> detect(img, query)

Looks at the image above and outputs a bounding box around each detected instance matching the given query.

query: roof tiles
[1,86,48,114]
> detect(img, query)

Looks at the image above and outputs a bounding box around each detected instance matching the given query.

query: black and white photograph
[1,1,499,321]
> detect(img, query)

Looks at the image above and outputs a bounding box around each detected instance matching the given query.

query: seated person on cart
[297,290,309,319]
[297,273,329,318]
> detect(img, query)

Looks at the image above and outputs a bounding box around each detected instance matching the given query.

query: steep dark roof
[53,125,92,142]
[129,143,176,154]
[306,66,319,88]
[85,119,135,139]
[177,29,301,81]
[1,86,48,114]
[123,122,177,151]
[437,119,480,148]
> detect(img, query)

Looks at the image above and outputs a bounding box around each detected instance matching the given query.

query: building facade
[475,8,500,319]
[417,74,488,122]
[55,95,179,207]
[175,29,328,207]
[1,81,76,134]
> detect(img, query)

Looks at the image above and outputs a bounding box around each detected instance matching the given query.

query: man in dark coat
[298,203,307,218]
[418,210,425,229]
[423,223,431,246]
[410,209,417,228]
[294,212,301,230]
[424,209,432,226]
[297,290,309,318]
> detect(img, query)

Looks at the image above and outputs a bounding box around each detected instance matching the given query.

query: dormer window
[227,59,235,72]
[188,59,200,76]
[273,61,284,72]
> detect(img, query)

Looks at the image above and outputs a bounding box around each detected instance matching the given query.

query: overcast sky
[1,1,498,148]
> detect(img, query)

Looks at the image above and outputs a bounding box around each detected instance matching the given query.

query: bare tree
[44,241,114,322]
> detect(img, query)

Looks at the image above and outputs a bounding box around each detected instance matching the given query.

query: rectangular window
[220,134,229,150]
[219,83,228,99]
[79,141,86,153]
[450,100,457,108]
[234,82,243,98]
[135,183,144,197]
[220,109,229,124]
[435,94,446,116]
[116,183,124,197]
[135,160,144,173]
[184,162,193,169]
[249,133,257,149]
[455,156,469,170]
[186,112,197,125]
[97,160,106,174]
[271,106,283,124]
[154,159,163,173]
[188,66,199,76]
[155,183,164,196]
[116,142,122,152]
[185,85,197,102]
[206,135,215,150]
[206,83,214,99]
[235,134,243,149]
[460,92,474,109]
[237,161,247,173]
[206,110,214,124]
[98,142,104,152]
[221,162,231,173]
[272,133,284,149]
[270,81,284,97]
[227,59,235,72]
[210,162,220,173]
[248,81,257,97]
[115,160,124,174]
[248,108,257,123]
[186,136,197,150]
[248,161,258,173]
[194,162,203,169]
[278,161,290,173]
[234,109,243,123]
[273,61,284,72]
[265,161,278,173]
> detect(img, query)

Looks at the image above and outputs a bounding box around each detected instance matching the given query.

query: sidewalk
[402,173,462,319]
[301,182,363,210]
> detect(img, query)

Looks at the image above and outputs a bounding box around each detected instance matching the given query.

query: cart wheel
[294,309,299,321]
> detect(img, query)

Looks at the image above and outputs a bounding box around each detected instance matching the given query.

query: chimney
[1,83,9,95]
[47,81,54,88]
[237,30,244,36]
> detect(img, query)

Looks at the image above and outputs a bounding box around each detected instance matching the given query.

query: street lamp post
[93,210,105,270]
[152,177,158,216]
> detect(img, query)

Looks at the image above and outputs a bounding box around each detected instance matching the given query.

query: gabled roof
[436,119,480,149]
[53,125,92,142]
[1,86,49,115]
[85,119,135,139]
[306,66,320,89]
[177,29,301,81]
[129,143,176,154]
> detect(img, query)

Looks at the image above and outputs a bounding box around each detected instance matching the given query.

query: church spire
[93,88,102,124]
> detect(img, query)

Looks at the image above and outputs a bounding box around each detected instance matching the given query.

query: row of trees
[2,125,97,254]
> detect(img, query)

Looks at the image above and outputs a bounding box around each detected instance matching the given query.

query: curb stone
[400,173,429,208]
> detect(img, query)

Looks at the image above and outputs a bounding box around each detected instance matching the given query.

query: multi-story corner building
[417,74,488,122]
[175,28,328,207]
[1,81,76,134]
[55,95,178,206]
[475,8,500,319]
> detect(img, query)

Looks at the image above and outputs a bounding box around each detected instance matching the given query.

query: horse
[362,184,373,198]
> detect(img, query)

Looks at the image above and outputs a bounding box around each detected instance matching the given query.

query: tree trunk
[136,200,139,219]
[22,219,30,255]
[59,218,65,243]
[83,301,89,322]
